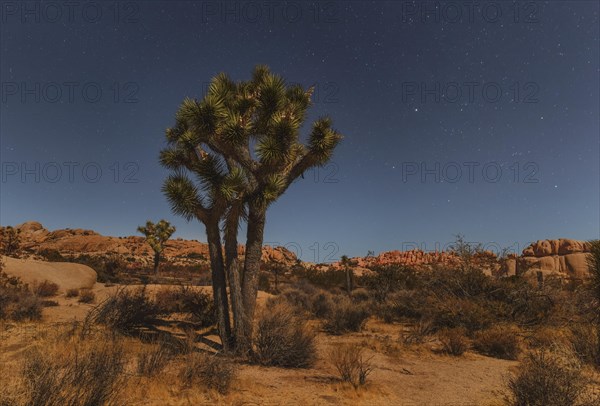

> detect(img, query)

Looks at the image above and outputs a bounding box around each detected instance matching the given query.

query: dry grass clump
[323,298,370,335]
[329,343,374,388]
[401,319,434,345]
[473,325,520,360]
[504,347,598,406]
[527,326,570,349]
[65,288,79,298]
[439,327,469,356]
[32,280,59,297]
[252,302,317,368]
[568,324,599,366]
[0,271,41,321]
[179,352,236,394]
[78,289,96,303]
[136,341,171,377]
[14,341,126,406]
[90,287,160,335]
[154,286,215,327]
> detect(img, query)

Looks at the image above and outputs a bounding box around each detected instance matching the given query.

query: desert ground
[2,248,600,406]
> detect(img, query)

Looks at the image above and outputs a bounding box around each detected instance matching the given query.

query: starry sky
[1,1,598,261]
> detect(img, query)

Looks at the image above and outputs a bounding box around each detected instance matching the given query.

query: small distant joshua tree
[340,255,355,294]
[137,220,176,275]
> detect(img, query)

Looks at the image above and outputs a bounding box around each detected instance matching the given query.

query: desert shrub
[40,300,58,307]
[90,287,159,335]
[568,324,599,366]
[401,319,434,345]
[323,298,370,334]
[0,271,41,321]
[360,264,419,301]
[504,348,596,406]
[375,290,427,323]
[137,343,171,377]
[0,226,21,257]
[65,288,79,298]
[425,296,494,334]
[439,327,469,356]
[474,325,520,360]
[528,326,570,349]
[32,280,59,297]
[67,254,124,283]
[253,302,316,368]
[294,266,347,289]
[38,249,65,262]
[503,281,555,326]
[329,343,373,388]
[179,352,236,394]
[350,288,371,302]
[21,341,125,406]
[276,288,312,313]
[311,291,335,318]
[78,289,95,303]
[154,286,215,327]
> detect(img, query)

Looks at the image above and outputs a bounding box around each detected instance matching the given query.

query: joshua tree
[162,65,342,351]
[137,220,176,276]
[340,255,354,294]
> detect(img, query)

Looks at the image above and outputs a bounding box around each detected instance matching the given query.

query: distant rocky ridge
[334,239,592,278]
[6,222,593,278]
[11,221,299,269]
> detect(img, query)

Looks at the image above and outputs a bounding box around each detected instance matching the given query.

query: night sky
[1,1,598,262]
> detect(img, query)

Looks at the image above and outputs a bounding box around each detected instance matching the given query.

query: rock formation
[7,221,299,270]
[515,239,591,278]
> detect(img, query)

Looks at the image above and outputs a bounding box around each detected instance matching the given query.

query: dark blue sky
[1,1,598,261]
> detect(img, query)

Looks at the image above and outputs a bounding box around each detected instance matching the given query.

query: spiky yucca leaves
[136,220,176,275]
[167,65,341,209]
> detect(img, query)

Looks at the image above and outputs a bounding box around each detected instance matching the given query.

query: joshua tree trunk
[224,205,246,353]
[153,251,160,276]
[345,267,353,294]
[206,221,233,351]
[240,204,266,347]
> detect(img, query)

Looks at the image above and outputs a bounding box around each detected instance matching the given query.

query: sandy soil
[0,280,520,405]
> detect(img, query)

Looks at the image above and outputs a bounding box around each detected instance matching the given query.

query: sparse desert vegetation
[2,238,600,404]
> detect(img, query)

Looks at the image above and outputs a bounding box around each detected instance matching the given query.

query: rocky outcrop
[9,221,299,270]
[516,239,591,278]
[2,255,97,291]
